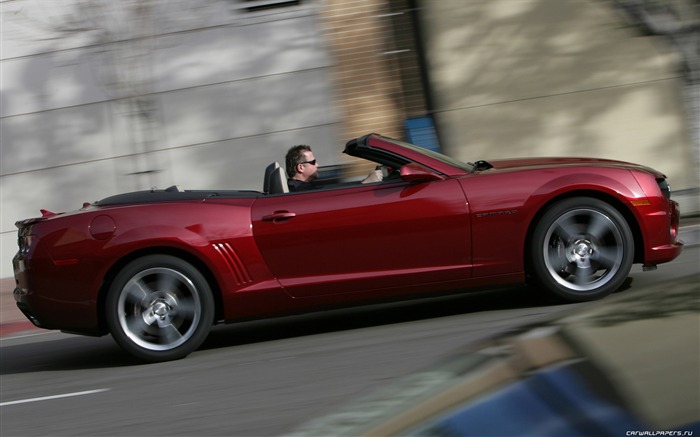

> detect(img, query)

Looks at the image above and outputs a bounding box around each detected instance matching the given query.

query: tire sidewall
[105,255,214,362]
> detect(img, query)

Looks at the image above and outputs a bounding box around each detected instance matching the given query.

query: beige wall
[421,0,697,190]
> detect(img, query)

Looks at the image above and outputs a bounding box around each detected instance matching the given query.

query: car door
[251,178,471,298]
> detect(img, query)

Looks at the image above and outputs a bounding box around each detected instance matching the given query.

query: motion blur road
[1,245,698,437]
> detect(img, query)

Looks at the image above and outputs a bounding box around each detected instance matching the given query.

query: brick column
[318,0,407,143]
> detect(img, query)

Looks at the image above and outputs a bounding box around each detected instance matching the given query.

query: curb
[0,321,43,339]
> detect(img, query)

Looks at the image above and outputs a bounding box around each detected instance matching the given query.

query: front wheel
[530,198,634,302]
[105,255,214,362]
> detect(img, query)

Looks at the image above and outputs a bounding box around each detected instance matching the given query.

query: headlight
[656,178,671,200]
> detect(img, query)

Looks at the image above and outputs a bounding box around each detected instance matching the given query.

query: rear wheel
[530,198,634,302]
[105,255,214,362]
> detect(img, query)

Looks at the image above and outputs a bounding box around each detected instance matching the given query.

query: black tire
[105,255,214,362]
[530,197,634,302]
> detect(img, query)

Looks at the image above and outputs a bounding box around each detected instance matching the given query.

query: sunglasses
[301,159,317,166]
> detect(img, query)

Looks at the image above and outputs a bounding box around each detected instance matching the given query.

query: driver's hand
[361,169,383,184]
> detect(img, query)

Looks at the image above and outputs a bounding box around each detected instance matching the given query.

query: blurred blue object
[405,116,440,152]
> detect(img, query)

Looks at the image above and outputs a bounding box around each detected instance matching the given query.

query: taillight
[17,225,35,254]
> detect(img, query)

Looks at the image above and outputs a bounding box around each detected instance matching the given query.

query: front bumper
[641,199,683,267]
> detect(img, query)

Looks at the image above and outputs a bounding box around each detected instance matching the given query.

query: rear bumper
[13,251,104,336]
[14,293,44,329]
[13,253,53,330]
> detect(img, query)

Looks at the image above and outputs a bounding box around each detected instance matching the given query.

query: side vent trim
[213,243,252,285]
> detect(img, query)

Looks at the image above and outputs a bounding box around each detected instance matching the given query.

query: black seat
[263,162,280,194]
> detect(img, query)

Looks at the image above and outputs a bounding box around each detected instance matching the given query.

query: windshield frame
[377,135,475,173]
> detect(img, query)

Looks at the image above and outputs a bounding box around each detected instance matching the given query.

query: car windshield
[379,135,475,172]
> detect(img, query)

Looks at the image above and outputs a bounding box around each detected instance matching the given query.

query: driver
[286,145,320,192]
[285,145,383,192]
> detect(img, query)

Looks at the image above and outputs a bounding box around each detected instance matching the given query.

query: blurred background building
[1,0,698,273]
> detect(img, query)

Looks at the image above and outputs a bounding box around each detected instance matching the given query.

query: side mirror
[399,163,445,183]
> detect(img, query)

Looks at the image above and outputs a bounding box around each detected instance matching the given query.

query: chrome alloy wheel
[117,267,202,352]
[543,208,624,292]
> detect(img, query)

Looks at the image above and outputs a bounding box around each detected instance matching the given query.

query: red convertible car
[12,133,683,362]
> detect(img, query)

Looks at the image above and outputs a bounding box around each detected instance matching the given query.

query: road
[1,245,698,436]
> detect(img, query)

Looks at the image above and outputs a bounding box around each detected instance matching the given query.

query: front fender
[525,170,646,219]
[464,168,646,277]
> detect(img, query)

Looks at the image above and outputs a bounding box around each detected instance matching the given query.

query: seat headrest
[269,166,289,194]
[263,162,280,194]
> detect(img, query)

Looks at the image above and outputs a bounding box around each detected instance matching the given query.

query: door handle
[262,211,296,222]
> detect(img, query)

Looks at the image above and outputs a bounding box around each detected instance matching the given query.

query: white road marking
[0,389,110,407]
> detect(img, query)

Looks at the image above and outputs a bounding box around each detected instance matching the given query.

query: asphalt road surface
[1,245,698,437]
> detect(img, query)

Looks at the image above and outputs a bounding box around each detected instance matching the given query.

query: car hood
[484,157,665,177]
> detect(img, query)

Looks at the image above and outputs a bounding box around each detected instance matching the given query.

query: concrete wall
[0,1,340,274]
[421,0,697,192]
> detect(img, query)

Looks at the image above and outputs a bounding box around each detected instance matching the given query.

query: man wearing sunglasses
[285,144,385,192]
[286,144,320,192]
